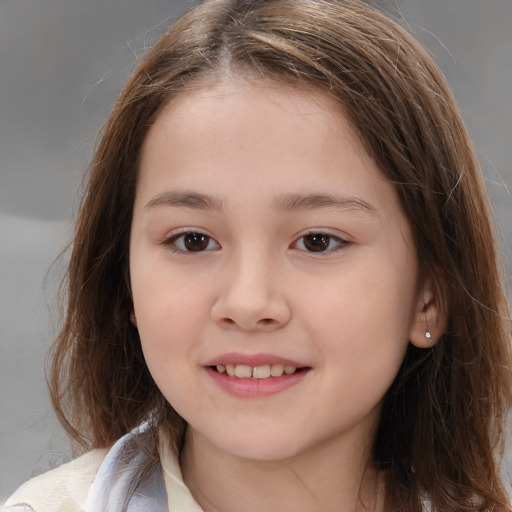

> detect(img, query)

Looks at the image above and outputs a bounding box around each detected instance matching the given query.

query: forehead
[137,78,396,216]
[143,77,354,148]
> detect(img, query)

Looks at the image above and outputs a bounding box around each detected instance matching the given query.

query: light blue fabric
[84,426,167,512]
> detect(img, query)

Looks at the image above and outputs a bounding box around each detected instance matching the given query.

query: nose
[210,250,291,332]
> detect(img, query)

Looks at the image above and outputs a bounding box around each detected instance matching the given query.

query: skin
[129,78,439,512]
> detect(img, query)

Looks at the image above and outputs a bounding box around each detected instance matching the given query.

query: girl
[5,0,512,510]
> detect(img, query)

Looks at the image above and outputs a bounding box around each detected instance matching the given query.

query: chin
[209,433,310,463]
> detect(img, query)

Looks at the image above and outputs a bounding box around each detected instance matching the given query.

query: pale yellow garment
[3,432,204,512]
[3,449,107,512]
[159,432,204,512]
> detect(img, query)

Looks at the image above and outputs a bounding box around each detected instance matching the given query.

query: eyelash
[163,230,220,253]
[292,232,349,254]
[162,230,349,255]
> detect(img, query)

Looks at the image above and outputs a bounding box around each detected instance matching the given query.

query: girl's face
[130,79,425,463]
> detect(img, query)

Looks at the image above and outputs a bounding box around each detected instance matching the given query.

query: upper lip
[204,352,307,368]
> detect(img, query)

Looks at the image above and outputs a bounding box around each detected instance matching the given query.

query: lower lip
[205,367,309,397]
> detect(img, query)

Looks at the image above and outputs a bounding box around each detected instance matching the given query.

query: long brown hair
[50,0,512,509]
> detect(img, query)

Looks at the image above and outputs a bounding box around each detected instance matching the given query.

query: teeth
[216,363,298,379]
[284,365,296,375]
[234,365,252,378]
[270,364,284,376]
[253,365,271,379]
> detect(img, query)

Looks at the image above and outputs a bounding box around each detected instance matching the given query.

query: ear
[130,310,138,328]
[409,279,447,348]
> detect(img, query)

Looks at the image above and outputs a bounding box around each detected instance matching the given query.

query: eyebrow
[273,193,379,216]
[145,190,378,216]
[145,191,225,212]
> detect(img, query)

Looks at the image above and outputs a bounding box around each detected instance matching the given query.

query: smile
[205,358,310,397]
[215,364,298,379]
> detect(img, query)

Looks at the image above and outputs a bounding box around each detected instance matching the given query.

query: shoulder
[3,448,108,512]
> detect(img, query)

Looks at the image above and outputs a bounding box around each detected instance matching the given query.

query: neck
[180,427,385,512]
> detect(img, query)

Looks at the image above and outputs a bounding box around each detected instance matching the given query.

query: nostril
[221,317,276,327]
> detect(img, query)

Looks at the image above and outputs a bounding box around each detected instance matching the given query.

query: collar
[84,424,203,512]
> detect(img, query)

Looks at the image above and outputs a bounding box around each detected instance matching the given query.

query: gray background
[1,0,511,502]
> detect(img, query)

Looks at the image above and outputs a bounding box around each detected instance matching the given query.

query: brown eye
[302,234,331,252]
[183,232,210,251]
[294,233,347,253]
[166,231,220,253]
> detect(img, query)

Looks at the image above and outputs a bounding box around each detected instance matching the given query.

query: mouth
[211,364,307,379]
[205,357,310,397]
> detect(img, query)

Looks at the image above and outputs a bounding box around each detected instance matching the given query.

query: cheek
[305,255,417,372]
[135,299,202,408]
[136,295,203,351]
[310,293,412,423]
[313,268,415,332]
[131,269,209,373]
[132,253,206,325]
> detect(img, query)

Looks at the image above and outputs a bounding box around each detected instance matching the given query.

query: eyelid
[291,229,351,254]
[161,228,221,253]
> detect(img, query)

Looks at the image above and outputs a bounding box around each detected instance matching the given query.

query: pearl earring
[425,330,432,342]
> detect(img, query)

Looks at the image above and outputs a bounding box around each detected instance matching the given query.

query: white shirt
[4,429,204,512]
